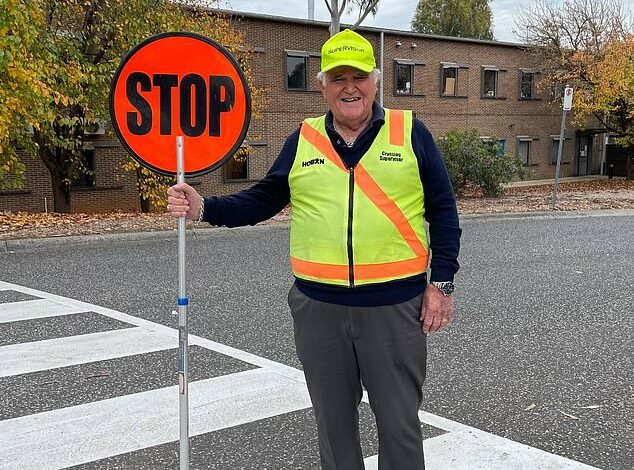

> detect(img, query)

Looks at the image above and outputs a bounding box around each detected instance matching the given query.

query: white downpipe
[379,31,384,106]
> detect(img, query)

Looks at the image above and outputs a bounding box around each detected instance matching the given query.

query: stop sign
[109,32,251,176]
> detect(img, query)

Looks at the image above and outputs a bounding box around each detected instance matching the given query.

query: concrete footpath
[503,175,609,187]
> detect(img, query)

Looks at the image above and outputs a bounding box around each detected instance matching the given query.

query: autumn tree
[411,0,494,40]
[514,0,633,145]
[0,1,48,190]
[325,0,381,36]
[0,0,255,213]
[575,34,634,146]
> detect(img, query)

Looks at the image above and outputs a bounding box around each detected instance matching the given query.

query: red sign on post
[109,32,251,176]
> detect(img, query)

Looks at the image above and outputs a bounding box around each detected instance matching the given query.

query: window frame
[550,135,570,165]
[480,136,507,156]
[482,69,498,98]
[393,59,426,96]
[480,66,507,99]
[519,69,541,100]
[516,136,538,166]
[223,146,250,182]
[497,138,506,156]
[70,145,97,189]
[440,62,469,98]
[550,82,565,102]
[395,62,413,95]
[285,52,309,92]
[223,141,267,183]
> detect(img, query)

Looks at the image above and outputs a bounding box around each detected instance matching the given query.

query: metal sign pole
[552,86,573,209]
[176,136,189,470]
[110,35,251,469]
[551,110,567,209]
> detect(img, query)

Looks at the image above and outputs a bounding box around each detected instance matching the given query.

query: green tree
[0,0,255,213]
[411,0,494,40]
[437,129,524,197]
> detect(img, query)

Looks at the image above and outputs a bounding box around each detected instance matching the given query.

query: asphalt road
[1,212,632,470]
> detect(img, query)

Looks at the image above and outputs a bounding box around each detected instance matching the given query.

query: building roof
[212,8,528,49]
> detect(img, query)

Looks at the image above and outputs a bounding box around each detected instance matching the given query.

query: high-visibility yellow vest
[289,108,429,287]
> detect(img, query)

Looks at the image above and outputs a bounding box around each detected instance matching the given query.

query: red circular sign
[109,32,251,176]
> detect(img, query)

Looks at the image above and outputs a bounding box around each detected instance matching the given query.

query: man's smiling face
[320,66,378,129]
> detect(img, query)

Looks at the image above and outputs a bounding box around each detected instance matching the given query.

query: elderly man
[167,28,460,470]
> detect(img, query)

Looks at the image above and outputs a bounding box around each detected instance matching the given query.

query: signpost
[552,85,573,209]
[109,32,251,469]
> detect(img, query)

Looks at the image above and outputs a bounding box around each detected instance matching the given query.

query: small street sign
[563,86,574,111]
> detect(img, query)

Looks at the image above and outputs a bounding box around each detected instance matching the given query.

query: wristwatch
[430,281,455,296]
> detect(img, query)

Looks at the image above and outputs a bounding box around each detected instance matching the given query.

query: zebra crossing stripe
[0,327,174,377]
[0,368,311,470]
[0,281,306,382]
[0,299,87,323]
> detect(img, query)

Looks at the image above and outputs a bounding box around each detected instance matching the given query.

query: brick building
[1,10,606,214]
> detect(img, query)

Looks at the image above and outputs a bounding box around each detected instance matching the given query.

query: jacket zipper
[347,166,355,288]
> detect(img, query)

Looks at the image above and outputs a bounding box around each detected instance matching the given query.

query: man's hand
[420,284,454,334]
[166,183,202,220]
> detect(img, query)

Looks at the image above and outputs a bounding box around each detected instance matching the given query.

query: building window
[286,55,307,91]
[520,71,535,99]
[517,139,531,165]
[480,137,506,156]
[550,137,568,164]
[394,59,426,96]
[482,69,498,98]
[442,65,458,96]
[395,63,413,95]
[551,82,565,102]
[71,148,96,188]
[497,139,506,156]
[224,147,250,182]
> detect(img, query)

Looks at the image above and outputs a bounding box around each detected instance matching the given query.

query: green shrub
[437,128,524,197]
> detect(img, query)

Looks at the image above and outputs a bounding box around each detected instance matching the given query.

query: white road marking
[0,328,173,377]
[0,280,605,470]
[0,368,311,470]
[364,412,602,470]
[0,281,305,383]
[0,299,87,323]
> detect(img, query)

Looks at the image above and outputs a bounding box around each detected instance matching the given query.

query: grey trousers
[288,284,427,470]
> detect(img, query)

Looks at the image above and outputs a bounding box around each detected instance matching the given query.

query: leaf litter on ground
[2,179,632,240]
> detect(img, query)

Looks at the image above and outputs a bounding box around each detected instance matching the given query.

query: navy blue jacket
[202,104,461,306]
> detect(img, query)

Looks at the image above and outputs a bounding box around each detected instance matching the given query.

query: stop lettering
[110,32,251,176]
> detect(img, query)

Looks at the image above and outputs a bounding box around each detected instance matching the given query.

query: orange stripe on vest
[291,255,428,281]
[354,165,427,258]
[299,124,347,171]
[389,109,404,146]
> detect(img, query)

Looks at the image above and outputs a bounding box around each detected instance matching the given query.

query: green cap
[321,29,376,73]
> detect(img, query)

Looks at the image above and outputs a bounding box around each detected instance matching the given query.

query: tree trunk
[136,166,151,213]
[36,136,72,213]
[330,0,341,36]
[51,170,71,213]
[139,196,151,213]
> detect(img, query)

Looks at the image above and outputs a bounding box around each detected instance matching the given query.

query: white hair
[316,68,382,86]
